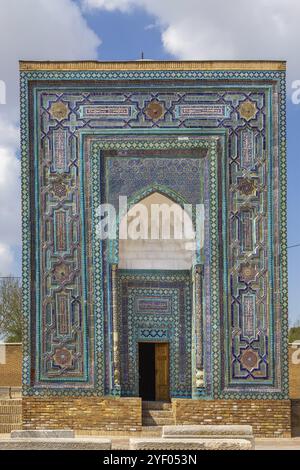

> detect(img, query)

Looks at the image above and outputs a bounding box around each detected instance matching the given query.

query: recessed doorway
[138,342,170,401]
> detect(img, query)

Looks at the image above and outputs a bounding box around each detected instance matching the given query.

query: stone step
[162,425,254,448]
[0,399,22,406]
[141,426,162,437]
[0,405,22,415]
[142,410,174,419]
[163,424,254,438]
[0,438,112,450]
[11,430,75,439]
[143,417,175,426]
[0,399,22,432]
[129,438,252,451]
[0,423,22,434]
[0,413,22,424]
[142,401,172,411]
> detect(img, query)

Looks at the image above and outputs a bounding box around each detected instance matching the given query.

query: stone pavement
[111,437,300,450]
[0,433,300,450]
[255,438,300,450]
[0,437,112,450]
[129,437,252,450]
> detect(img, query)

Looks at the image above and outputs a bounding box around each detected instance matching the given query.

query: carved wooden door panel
[155,343,170,401]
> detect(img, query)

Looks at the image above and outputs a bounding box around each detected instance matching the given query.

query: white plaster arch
[118,192,196,270]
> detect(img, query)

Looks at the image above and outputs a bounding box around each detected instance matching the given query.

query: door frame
[138,341,170,401]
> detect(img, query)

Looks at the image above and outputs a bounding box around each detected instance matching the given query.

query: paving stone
[11,429,75,439]
[129,438,252,450]
[162,425,254,448]
[0,438,112,450]
[163,424,253,436]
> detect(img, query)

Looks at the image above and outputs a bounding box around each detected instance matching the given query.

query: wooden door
[155,343,170,401]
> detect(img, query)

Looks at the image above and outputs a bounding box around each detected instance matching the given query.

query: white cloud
[0,141,21,247]
[0,0,101,120]
[83,0,299,83]
[0,0,101,275]
[0,243,14,275]
[0,116,21,276]
[0,118,19,151]
[82,0,134,11]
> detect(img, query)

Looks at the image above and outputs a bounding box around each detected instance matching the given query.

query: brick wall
[289,344,300,399]
[22,397,142,432]
[22,396,291,437]
[0,344,22,387]
[172,399,291,437]
[291,400,300,437]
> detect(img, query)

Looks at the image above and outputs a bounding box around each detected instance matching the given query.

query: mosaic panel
[100,145,213,397]
[135,296,172,315]
[118,271,192,398]
[102,150,205,209]
[20,67,288,399]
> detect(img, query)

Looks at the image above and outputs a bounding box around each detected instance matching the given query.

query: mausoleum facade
[20,60,290,436]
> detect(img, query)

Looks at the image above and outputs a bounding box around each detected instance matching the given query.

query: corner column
[192,264,204,397]
[111,263,121,395]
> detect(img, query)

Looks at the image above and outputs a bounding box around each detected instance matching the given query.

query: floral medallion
[144,100,165,121]
[49,101,70,121]
[53,347,73,368]
[52,261,72,284]
[239,262,257,283]
[238,99,258,121]
[240,349,260,371]
[237,178,257,196]
[51,178,68,198]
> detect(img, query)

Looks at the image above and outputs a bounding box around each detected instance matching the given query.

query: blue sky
[83,7,172,61]
[80,4,300,326]
[0,0,299,325]
[287,103,300,325]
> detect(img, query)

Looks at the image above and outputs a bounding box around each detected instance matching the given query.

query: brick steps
[143,417,175,426]
[142,401,174,426]
[0,423,22,433]
[0,399,22,434]
[0,413,22,424]
[141,426,162,436]
[0,405,22,414]
[0,399,22,407]
[142,401,172,411]
[143,410,173,419]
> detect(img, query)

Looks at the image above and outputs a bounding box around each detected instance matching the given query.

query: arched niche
[118,192,196,270]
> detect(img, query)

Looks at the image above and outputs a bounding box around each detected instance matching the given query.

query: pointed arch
[118,189,196,270]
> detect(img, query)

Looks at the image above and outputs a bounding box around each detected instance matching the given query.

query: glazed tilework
[118,270,192,398]
[20,66,288,400]
[102,150,206,208]
[100,144,213,396]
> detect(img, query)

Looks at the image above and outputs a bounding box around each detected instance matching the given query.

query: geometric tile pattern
[102,151,205,208]
[118,270,192,398]
[100,146,211,396]
[20,65,288,400]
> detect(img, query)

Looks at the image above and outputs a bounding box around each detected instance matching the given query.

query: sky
[0,0,299,324]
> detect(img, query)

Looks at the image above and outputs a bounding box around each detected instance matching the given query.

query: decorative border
[22,131,218,396]
[19,60,286,71]
[117,270,192,398]
[20,69,285,84]
[90,137,218,399]
[20,68,288,399]
[279,72,289,397]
